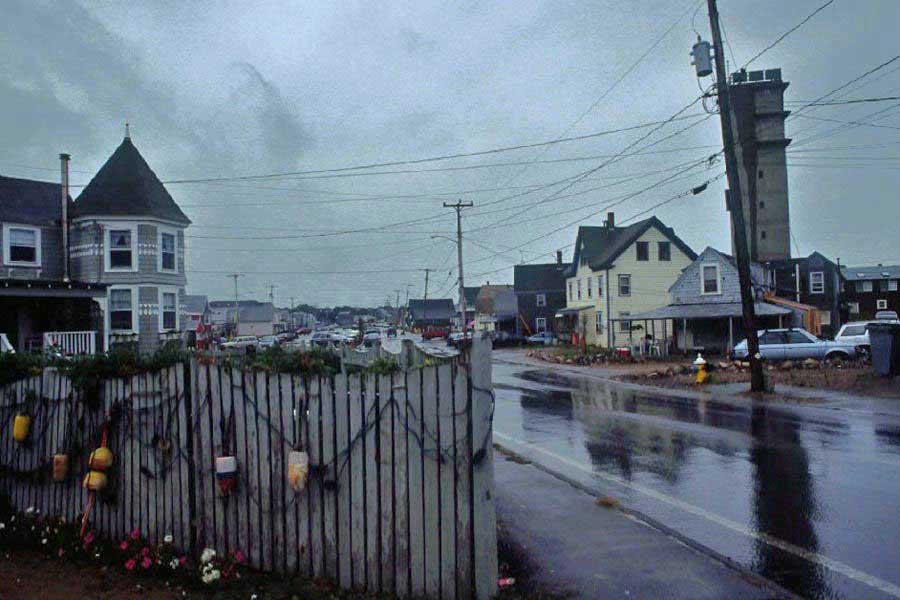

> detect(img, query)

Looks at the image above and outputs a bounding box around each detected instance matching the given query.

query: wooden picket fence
[0,338,497,599]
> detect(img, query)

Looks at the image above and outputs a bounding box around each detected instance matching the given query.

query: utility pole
[290,296,296,331]
[704,0,765,391]
[444,200,473,333]
[268,284,277,305]
[227,273,243,338]
[394,289,402,327]
[422,268,430,328]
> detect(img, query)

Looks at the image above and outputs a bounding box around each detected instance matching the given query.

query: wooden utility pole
[706,0,765,391]
[444,201,473,332]
[227,273,243,338]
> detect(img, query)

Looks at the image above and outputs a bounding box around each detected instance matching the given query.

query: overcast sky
[2,0,899,307]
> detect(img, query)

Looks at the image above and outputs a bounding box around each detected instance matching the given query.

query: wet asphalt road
[491,352,900,600]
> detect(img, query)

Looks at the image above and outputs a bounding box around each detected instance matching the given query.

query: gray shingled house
[0,171,107,353]
[68,131,191,353]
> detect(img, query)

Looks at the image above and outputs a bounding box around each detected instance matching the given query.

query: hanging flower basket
[13,414,31,443]
[53,454,69,482]
[215,456,238,496]
[288,450,309,492]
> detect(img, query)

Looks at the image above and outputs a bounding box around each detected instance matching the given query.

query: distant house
[408,298,455,329]
[475,284,517,333]
[562,212,697,347]
[335,311,355,327]
[237,301,276,337]
[767,252,843,336]
[631,247,791,354]
[841,264,900,320]
[514,254,569,336]
[181,294,208,331]
[207,300,236,327]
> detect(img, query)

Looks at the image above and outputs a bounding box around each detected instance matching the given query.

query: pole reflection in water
[750,404,829,599]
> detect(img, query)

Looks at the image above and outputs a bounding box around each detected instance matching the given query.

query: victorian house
[0,129,190,355]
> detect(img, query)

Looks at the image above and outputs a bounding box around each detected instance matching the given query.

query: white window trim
[587,277,593,298]
[158,286,180,332]
[158,226,178,274]
[877,299,888,310]
[535,317,547,332]
[618,274,631,297]
[535,293,547,307]
[108,285,139,334]
[888,280,898,292]
[701,263,721,295]
[595,311,603,333]
[858,281,873,293]
[2,223,42,267]
[597,274,603,297]
[104,222,139,273]
[809,271,825,294]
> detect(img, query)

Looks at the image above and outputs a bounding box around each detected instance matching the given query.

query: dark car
[423,326,449,340]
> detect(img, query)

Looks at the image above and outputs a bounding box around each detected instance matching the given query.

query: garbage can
[867,322,900,376]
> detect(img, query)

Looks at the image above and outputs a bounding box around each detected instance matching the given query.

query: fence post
[182,359,199,560]
[469,332,497,600]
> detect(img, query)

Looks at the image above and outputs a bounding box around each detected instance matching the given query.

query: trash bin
[867,322,900,376]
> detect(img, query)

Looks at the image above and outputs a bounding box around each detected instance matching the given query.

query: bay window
[160,231,176,272]
[161,292,177,330]
[108,228,134,270]
[110,289,134,331]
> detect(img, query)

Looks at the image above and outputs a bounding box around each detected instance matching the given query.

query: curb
[493,442,802,600]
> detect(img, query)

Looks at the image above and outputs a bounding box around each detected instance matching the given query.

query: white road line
[494,430,900,599]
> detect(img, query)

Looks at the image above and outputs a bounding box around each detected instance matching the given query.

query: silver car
[733,328,857,361]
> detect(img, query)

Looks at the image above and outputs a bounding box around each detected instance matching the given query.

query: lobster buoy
[53,454,69,482]
[215,456,238,496]
[88,446,114,470]
[13,415,31,443]
[288,450,309,492]
[83,471,108,491]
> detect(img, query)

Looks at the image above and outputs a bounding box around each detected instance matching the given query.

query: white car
[834,322,875,353]
[733,328,858,361]
[219,336,258,352]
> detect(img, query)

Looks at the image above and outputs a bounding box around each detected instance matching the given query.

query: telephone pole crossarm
[443,201,474,333]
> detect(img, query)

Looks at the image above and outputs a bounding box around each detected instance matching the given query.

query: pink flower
[130,528,140,540]
[119,540,129,551]
[57,548,65,558]
[141,546,150,557]
[141,556,152,569]
[84,531,96,544]
[234,550,245,564]
[178,556,187,566]
[125,558,136,571]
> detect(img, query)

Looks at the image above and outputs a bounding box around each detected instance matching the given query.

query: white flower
[41,538,47,545]
[164,534,174,544]
[200,548,216,564]
[170,558,180,570]
[0,522,5,530]
[25,507,35,515]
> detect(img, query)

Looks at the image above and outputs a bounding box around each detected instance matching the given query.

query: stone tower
[728,68,791,262]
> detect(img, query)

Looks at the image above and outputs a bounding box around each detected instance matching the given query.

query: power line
[740,0,836,69]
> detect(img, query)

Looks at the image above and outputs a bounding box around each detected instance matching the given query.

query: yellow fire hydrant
[694,353,709,385]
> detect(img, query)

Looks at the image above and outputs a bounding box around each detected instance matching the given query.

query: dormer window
[2,224,41,267]
[106,226,137,271]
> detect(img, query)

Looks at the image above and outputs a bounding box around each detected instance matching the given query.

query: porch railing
[43,330,97,355]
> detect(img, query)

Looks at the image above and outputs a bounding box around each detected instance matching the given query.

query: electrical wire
[740,0,836,69]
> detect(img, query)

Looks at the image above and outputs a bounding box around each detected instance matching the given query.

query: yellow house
[561,213,696,348]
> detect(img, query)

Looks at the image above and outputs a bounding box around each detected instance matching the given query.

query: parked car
[875,310,899,321]
[447,331,473,348]
[834,321,876,356]
[490,330,524,347]
[258,335,279,349]
[310,332,336,347]
[295,327,312,335]
[363,330,382,343]
[733,328,858,361]
[386,327,397,338]
[423,326,449,340]
[219,336,258,353]
[526,331,557,346]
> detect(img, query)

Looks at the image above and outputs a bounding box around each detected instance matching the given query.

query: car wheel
[825,351,848,362]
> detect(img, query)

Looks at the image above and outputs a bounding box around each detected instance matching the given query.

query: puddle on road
[494,366,900,600]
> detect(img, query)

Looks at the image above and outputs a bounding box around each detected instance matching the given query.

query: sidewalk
[493,452,793,599]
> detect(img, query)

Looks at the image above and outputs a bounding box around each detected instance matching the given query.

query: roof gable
[514,262,569,292]
[73,136,190,225]
[567,217,696,274]
[0,175,72,226]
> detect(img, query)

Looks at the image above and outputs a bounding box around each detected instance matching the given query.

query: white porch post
[96,295,109,353]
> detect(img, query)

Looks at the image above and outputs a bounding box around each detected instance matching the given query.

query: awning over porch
[629,301,791,320]
[554,306,592,318]
[0,278,107,298]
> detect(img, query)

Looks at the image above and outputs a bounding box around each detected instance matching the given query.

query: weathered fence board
[0,337,497,599]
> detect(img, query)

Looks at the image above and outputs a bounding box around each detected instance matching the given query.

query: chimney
[606,212,615,229]
[60,153,70,282]
[556,250,563,265]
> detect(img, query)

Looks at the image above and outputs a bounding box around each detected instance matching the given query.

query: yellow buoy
[83,471,108,491]
[88,446,114,470]
[13,415,31,443]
